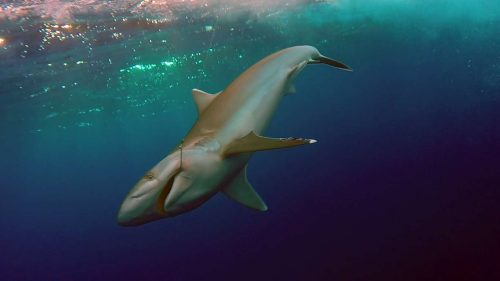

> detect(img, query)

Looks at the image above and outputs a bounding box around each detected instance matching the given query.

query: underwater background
[1,1,500,280]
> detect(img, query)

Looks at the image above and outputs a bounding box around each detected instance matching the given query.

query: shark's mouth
[155,170,181,215]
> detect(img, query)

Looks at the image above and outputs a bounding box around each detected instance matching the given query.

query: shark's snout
[117,166,180,226]
[117,201,149,227]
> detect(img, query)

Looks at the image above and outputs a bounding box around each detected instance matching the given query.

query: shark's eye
[144,172,155,180]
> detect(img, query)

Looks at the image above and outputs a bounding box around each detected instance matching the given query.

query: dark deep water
[1,1,500,280]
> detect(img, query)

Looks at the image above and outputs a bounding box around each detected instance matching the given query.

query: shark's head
[117,139,227,226]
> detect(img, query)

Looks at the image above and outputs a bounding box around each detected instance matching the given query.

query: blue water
[1,1,500,280]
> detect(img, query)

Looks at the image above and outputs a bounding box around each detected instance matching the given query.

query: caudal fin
[309,56,352,71]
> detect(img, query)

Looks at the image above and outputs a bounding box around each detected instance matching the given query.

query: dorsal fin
[222,166,268,211]
[192,89,219,114]
[222,131,317,157]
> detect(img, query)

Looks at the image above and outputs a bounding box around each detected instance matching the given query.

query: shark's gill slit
[155,171,181,214]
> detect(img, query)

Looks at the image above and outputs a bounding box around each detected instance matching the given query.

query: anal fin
[223,166,267,211]
[222,131,317,157]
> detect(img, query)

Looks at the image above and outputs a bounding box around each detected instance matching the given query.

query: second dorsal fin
[192,89,219,114]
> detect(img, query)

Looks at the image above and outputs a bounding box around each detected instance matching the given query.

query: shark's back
[185,46,322,146]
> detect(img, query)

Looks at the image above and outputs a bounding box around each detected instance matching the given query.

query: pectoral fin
[223,166,267,211]
[222,131,317,157]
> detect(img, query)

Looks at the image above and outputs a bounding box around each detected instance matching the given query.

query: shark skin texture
[117,45,351,226]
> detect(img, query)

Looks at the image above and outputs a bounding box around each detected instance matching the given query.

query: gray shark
[117,45,351,226]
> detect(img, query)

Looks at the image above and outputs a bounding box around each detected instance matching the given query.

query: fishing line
[179,139,184,170]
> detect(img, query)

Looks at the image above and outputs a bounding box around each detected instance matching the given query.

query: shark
[117,45,351,226]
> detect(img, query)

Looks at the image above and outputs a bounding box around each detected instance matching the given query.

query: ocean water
[1,1,500,280]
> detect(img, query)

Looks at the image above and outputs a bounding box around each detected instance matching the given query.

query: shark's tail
[309,55,352,71]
